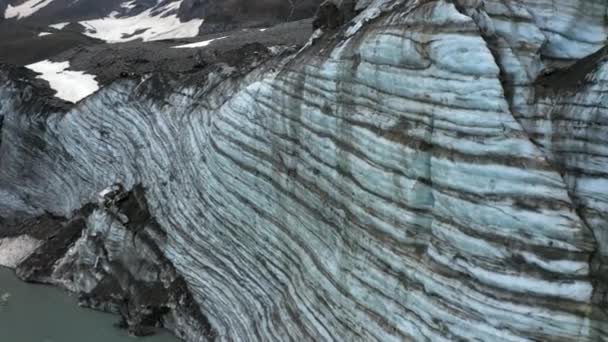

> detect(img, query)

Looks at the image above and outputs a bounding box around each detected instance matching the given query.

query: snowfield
[9,0,203,43]
[4,0,55,19]
[63,0,204,43]
[26,60,100,103]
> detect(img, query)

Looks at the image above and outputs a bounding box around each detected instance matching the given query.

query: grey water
[0,267,180,342]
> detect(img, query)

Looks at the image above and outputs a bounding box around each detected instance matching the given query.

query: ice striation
[1,0,607,341]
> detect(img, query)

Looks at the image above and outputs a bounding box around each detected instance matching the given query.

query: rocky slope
[0,0,322,65]
[1,0,321,26]
[1,0,607,341]
[1,0,322,37]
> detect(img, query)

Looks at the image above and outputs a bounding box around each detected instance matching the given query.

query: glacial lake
[0,267,180,342]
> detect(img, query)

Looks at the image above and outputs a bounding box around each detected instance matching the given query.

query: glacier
[0,0,607,341]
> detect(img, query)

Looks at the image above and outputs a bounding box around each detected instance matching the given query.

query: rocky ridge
[0,0,607,341]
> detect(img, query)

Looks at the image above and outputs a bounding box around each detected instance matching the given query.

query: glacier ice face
[0,0,607,341]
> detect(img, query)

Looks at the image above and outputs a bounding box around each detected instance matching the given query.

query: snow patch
[4,0,54,19]
[172,36,227,48]
[77,0,204,43]
[25,60,100,103]
[120,0,137,10]
[38,32,52,37]
[49,22,70,30]
[0,235,43,268]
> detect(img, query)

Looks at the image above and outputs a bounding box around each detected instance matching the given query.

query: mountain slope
[2,0,322,33]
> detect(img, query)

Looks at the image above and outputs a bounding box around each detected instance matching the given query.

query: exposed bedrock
[1,0,608,341]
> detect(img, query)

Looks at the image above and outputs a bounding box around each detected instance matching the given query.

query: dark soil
[0,21,102,65]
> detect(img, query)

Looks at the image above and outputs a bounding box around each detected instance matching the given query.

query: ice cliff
[0,0,607,341]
